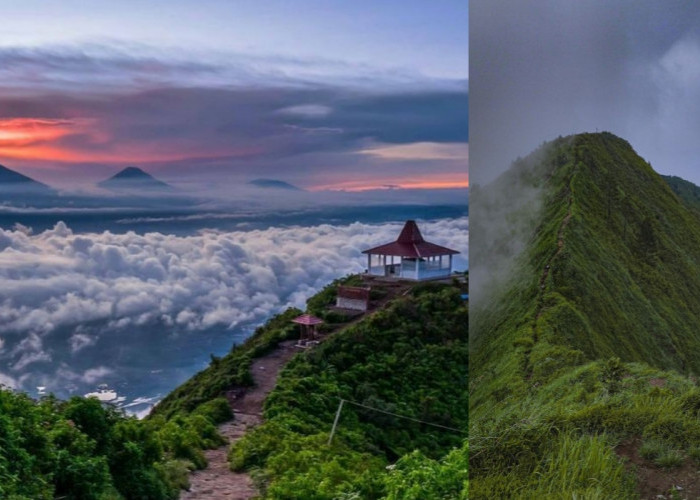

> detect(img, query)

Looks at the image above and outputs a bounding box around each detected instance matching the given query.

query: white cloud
[0,372,17,388]
[361,142,469,161]
[277,104,333,117]
[0,218,468,386]
[658,36,700,87]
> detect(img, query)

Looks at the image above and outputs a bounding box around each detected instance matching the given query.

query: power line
[344,399,466,434]
[328,398,465,445]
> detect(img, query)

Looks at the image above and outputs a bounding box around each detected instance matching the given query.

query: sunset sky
[0,1,468,191]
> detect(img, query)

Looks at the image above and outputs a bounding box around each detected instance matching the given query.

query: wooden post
[328,399,345,445]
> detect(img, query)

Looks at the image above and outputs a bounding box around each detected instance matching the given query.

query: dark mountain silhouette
[98,166,172,191]
[0,164,55,200]
[0,164,46,186]
[248,178,302,191]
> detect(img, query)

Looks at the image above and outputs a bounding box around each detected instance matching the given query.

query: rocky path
[180,279,413,499]
[180,340,297,499]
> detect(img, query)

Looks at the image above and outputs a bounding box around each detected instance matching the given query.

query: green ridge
[470,132,700,498]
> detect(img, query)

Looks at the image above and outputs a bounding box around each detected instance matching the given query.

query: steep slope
[471,132,700,498]
[662,174,700,213]
[152,275,468,499]
[228,282,468,498]
[0,272,467,499]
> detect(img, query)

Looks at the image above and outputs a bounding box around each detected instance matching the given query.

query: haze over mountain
[471,132,700,498]
[98,166,172,192]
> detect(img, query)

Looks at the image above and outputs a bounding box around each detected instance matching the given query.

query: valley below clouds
[0,216,468,415]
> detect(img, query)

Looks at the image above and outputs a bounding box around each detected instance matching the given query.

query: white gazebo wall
[402,255,453,280]
[367,253,454,280]
[367,253,402,276]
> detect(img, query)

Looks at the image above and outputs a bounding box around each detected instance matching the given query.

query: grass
[228,284,468,498]
[639,440,665,460]
[470,132,700,497]
[655,450,684,469]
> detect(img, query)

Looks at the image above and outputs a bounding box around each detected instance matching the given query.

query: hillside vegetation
[470,132,700,498]
[229,282,468,498]
[0,389,232,499]
[155,275,468,498]
[0,273,468,499]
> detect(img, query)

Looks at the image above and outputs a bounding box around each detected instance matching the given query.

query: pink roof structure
[362,220,459,258]
[292,314,324,326]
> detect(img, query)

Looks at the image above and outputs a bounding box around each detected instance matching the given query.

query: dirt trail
[180,278,416,499]
[180,341,297,500]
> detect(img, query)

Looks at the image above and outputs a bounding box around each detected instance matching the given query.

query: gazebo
[362,220,459,281]
[292,314,323,345]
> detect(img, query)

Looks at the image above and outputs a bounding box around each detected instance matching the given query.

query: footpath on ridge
[180,342,296,500]
[180,277,416,499]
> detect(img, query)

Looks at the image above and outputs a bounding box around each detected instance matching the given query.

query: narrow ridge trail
[180,341,297,500]
[524,169,576,379]
[179,278,414,499]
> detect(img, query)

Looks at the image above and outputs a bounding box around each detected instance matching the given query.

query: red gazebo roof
[362,220,460,258]
[292,314,324,325]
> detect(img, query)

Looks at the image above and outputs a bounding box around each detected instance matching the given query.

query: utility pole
[328,399,345,446]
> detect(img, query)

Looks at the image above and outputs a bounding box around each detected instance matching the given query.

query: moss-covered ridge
[471,132,700,498]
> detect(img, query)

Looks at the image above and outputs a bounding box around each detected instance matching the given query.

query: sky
[471,0,700,185]
[0,1,468,191]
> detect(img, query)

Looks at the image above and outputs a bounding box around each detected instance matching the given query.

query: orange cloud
[0,117,259,165]
[0,118,78,146]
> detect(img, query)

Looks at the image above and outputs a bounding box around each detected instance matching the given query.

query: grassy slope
[229,282,468,499]
[662,174,700,214]
[471,132,700,498]
[152,276,468,499]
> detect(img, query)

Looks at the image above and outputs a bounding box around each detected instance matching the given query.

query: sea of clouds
[0,218,468,395]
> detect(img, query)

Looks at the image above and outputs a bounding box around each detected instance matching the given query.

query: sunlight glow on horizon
[308,173,469,192]
[0,117,262,166]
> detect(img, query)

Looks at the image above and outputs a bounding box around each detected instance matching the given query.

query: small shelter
[336,286,371,311]
[292,314,323,345]
[362,220,459,281]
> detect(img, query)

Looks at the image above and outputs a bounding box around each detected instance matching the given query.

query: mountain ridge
[471,132,700,498]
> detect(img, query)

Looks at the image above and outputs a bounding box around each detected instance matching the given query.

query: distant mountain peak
[248,178,302,191]
[0,164,49,187]
[98,167,171,191]
[0,164,54,201]
[113,166,150,177]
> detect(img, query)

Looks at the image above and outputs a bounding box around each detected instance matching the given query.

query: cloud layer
[0,218,468,393]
